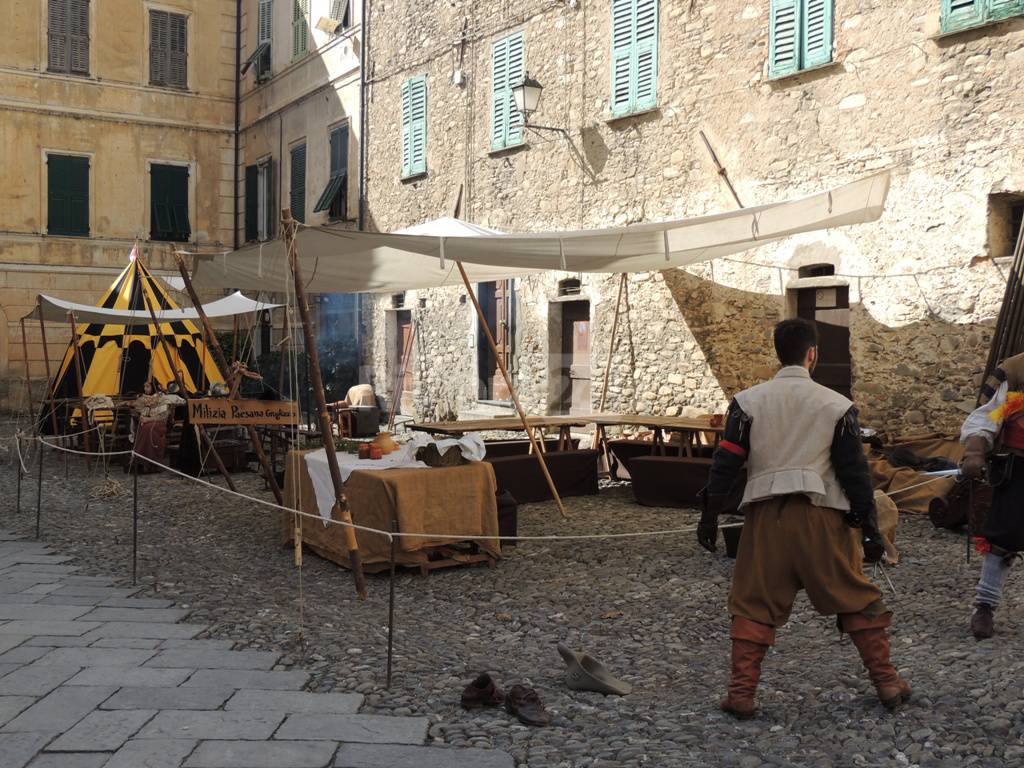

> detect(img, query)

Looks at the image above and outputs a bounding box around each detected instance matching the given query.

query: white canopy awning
[192,170,890,294]
[28,291,281,325]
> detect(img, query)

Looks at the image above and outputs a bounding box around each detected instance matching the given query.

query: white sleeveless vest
[734,366,854,511]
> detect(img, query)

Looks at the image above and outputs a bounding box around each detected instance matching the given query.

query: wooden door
[395,310,414,415]
[797,286,851,398]
[561,301,591,415]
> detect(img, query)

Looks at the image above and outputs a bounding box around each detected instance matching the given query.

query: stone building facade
[0,0,237,412]
[362,0,1024,435]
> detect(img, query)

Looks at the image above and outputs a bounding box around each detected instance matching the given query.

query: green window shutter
[801,0,832,69]
[401,76,427,176]
[989,0,1024,21]
[290,144,306,223]
[293,0,309,58]
[259,0,273,42]
[633,0,659,112]
[47,155,68,234]
[150,10,168,85]
[610,0,633,116]
[67,156,89,236]
[68,0,89,74]
[505,34,524,146]
[491,37,510,150]
[941,0,985,32]
[150,164,190,241]
[48,154,89,237]
[769,0,799,78]
[245,165,259,242]
[264,160,275,237]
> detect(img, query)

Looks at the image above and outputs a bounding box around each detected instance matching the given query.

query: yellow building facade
[0,0,237,411]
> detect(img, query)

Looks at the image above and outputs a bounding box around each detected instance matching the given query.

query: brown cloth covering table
[281,450,500,572]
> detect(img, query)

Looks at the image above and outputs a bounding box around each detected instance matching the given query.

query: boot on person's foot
[720,638,768,719]
[848,627,911,710]
[971,603,995,639]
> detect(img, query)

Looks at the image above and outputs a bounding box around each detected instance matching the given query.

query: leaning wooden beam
[386,321,417,433]
[596,274,628,476]
[173,253,286,508]
[282,208,367,598]
[36,298,61,438]
[20,319,35,424]
[456,262,568,518]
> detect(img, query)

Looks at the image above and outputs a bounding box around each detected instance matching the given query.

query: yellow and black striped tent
[51,257,224,401]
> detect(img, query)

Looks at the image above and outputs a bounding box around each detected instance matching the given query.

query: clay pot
[369,446,383,460]
[371,431,399,455]
[358,444,371,460]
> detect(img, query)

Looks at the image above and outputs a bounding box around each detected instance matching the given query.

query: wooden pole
[598,274,627,412]
[37,300,61,438]
[456,261,567,517]
[172,253,286,508]
[35,438,43,539]
[387,321,417,432]
[282,208,367,598]
[20,319,35,424]
[67,313,92,458]
[139,269,237,492]
[699,130,745,209]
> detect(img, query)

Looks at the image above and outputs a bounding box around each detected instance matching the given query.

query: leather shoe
[505,684,551,727]
[971,603,994,640]
[460,672,504,709]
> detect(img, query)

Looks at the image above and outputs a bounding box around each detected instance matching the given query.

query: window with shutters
[150,164,191,242]
[48,0,90,75]
[290,143,307,224]
[244,159,275,242]
[292,0,309,59]
[610,0,659,118]
[400,77,427,178]
[257,0,273,80]
[47,154,90,237]
[941,0,1024,33]
[330,0,351,30]
[491,33,525,151]
[768,0,833,79]
[150,10,188,89]
[314,125,350,219]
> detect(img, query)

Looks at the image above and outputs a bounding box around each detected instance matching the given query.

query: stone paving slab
[90,637,163,650]
[0,731,59,768]
[274,714,429,745]
[51,587,138,599]
[20,583,62,595]
[0,594,44,604]
[158,639,235,651]
[0,644,50,664]
[23,754,111,767]
[183,669,310,691]
[0,634,29,653]
[1,685,116,732]
[333,743,516,768]
[79,608,192,624]
[145,649,279,671]
[0,695,34,727]
[66,666,196,688]
[0,661,21,678]
[0,621,101,637]
[0,664,81,696]
[104,737,199,768]
[45,708,156,752]
[38,647,157,668]
[137,710,285,741]
[225,690,363,715]
[1,564,80,575]
[38,596,106,607]
[100,686,235,712]
[24,634,97,647]
[184,739,338,768]
[99,597,176,609]
[88,622,206,640]
[0,604,91,622]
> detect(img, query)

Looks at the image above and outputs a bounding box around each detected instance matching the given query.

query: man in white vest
[699,318,909,718]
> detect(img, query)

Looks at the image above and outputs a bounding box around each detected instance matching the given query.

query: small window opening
[798,264,836,279]
[988,193,1024,258]
[558,278,582,296]
[392,292,406,309]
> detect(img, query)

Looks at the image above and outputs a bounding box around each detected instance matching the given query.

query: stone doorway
[797,285,852,398]
[394,309,414,415]
[559,300,591,416]
[476,280,513,402]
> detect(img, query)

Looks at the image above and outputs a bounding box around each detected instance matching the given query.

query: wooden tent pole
[282,208,367,598]
[699,131,745,210]
[20,319,35,424]
[599,274,627,412]
[139,270,238,492]
[387,320,417,432]
[456,261,567,517]
[67,312,91,457]
[172,253,286,507]
[37,299,60,437]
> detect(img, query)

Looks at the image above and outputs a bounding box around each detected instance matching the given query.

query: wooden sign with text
[189,398,299,426]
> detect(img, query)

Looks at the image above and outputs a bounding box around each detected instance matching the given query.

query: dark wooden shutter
[265,159,275,237]
[331,125,349,219]
[245,165,259,243]
[69,0,90,74]
[290,144,306,223]
[167,13,188,88]
[150,10,168,85]
[48,154,89,237]
[151,164,190,241]
[48,0,69,73]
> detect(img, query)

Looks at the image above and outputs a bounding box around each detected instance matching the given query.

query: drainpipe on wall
[233,0,242,251]
[356,0,370,372]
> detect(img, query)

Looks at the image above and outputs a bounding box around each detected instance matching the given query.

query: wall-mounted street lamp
[512,73,567,136]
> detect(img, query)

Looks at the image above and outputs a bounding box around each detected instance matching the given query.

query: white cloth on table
[303,447,428,524]
[406,431,486,462]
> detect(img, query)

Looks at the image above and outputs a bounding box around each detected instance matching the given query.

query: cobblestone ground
[1,430,1022,767]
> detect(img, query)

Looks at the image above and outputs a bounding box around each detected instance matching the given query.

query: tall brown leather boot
[721,616,775,719]
[842,612,911,710]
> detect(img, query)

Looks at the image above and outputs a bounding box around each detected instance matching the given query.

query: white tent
[28,291,280,325]
[192,170,890,294]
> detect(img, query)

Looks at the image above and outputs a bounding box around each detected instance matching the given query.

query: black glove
[861,520,886,564]
[697,492,724,553]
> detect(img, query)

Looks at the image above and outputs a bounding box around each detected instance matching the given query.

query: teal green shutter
[48,154,89,237]
[988,0,1024,21]
[801,0,832,69]
[769,0,799,77]
[941,0,984,32]
[401,76,427,176]
[610,0,633,116]
[150,164,189,241]
[290,144,306,223]
[293,0,308,58]
[491,33,523,150]
[633,0,658,112]
[245,165,258,242]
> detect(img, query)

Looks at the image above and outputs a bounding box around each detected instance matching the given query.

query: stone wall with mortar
[363,1,1024,435]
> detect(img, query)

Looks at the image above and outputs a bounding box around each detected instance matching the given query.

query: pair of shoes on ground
[460,673,551,727]
[972,603,995,639]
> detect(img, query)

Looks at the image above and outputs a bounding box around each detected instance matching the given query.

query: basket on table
[416,442,468,467]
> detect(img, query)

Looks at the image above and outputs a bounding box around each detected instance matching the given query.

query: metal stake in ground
[16,443,23,516]
[35,441,43,539]
[132,465,139,586]
[387,518,398,689]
